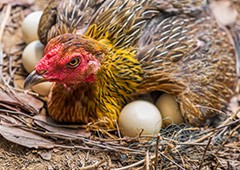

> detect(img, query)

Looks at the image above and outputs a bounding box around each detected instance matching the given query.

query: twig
[213,123,240,156]
[222,123,240,146]
[154,134,160,169]
[190,108,240,143]
[0,44,4,83]
[178,150,186,169]
[113,154,161,170]
[218,107,240,128]
[159,152,186,170]
[214,161,220,170]
[198,136,212,170]
[0,4,11,42]
[113,158,145,170]
[115,120,122,139]
[146,150,150,170]
[79,159,106,170]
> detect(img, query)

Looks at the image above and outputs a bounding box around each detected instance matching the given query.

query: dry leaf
[0,88,43,113]
[38,150,52,161]
[0,125,55,149]
[0,114,22,125]
[34,111,91,139]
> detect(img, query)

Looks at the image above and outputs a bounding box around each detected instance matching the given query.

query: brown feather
[34,0,238,129]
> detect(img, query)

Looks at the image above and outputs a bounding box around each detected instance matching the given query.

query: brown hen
[24,0,238,129]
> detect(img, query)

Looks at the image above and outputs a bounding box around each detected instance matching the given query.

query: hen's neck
[48,40,143,128]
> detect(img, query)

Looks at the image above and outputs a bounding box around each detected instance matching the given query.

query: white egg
[155,93,184,127]
[119,100,162,137]
[22,11,43,43]
[22,40,44,73]
[32,82,53,96]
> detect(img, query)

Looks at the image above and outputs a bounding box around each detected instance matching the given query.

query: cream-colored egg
[22,11,43,43]
[209,1,238,27]
[32,82,53,96]
[14,75,52,96]
[155,93,184,127]
[22,40,44,73]
[119,100,162,137]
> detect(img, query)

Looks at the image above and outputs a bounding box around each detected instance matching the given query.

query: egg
[209,1,238,27]
[22,40,44,73]
[22,40,52,96]
[155,93,184,127]
[32,82,53,96]
[14,75,52,96]
[22,11,43,43]
[118,100,162,137]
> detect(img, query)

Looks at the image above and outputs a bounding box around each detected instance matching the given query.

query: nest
[0,1,240,169]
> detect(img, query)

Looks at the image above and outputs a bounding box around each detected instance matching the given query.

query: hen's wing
[137,12,237,126]
[38,0,205,45]
[38,0,105,44]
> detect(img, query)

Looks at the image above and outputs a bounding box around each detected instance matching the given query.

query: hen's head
[24,34,107,88]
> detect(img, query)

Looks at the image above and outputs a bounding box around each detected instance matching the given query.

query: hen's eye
[68,58,80,68]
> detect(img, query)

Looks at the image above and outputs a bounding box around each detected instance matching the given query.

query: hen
[24,0,238,130]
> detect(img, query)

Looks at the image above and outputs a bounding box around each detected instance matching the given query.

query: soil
[0,136,118,169]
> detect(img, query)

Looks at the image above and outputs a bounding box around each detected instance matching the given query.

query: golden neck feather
[48,36,143,129]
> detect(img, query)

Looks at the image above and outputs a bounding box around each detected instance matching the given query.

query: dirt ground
[0,136,120,169]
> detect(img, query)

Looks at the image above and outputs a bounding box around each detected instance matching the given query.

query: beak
[24,70,47,89]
